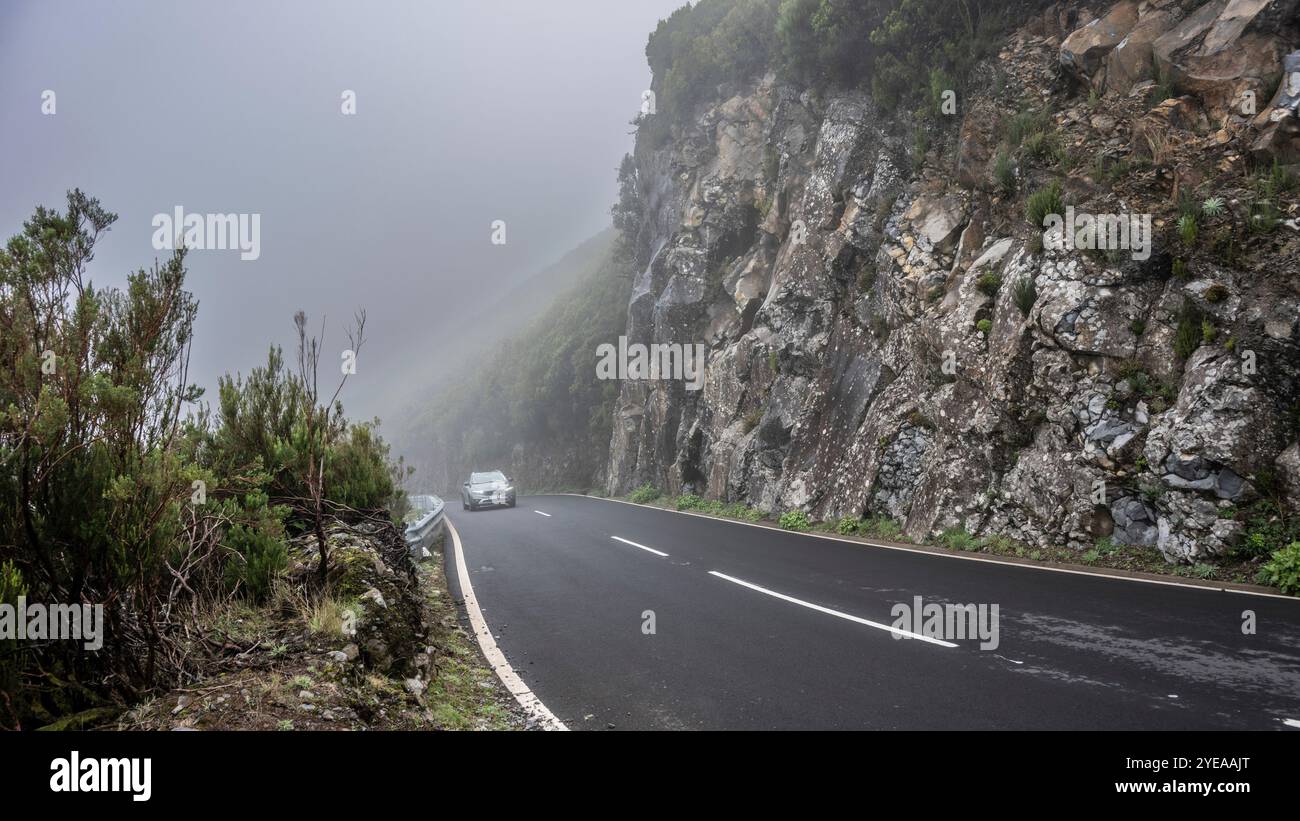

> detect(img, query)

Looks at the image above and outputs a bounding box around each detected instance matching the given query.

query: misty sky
[0,0,682,425]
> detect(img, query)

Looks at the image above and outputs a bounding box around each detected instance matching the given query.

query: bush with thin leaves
[1013,276,1037,316]
[1025,181,1063,229]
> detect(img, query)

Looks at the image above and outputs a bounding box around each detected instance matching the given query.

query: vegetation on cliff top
[640,0,1017,146]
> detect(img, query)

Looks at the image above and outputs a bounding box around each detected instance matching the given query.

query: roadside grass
[415,543,524,730]
[116,534,526,730]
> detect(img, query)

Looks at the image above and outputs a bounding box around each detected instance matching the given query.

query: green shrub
[1025,181,1063,229]
[1260,542,1300,596]
[976,271,1003,296]
[628,483,661,504]
[223,524,288,602]
[1177,213,1198,246]
[675,494,705,511]
[976,318,993,335]
[779,510,811,531]
[722,503,763,522]
[1240,503,1299,558]
[837,516,862,535]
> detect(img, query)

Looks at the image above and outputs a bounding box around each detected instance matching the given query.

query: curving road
[445,494,1300,731]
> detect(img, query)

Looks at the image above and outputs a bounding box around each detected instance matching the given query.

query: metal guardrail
[404,494,445,559]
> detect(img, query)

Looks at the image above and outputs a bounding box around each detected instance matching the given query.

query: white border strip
[446,517,568,730]
[709,570,956,647]
[543,494,1299,602]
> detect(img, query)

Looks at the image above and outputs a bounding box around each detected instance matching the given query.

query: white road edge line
[708,570,957,648]
[533,510,552,517]
[610,535,668,557]
[1283,718,1300,729]
[549,494,1299,602]
[446,517,568,731]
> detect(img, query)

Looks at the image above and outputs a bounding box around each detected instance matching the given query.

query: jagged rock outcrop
[607,2,1300,563]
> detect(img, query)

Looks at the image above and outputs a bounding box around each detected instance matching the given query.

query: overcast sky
[0,0,681,424]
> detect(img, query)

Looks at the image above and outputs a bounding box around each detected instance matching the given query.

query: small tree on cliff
[292,309,366,585]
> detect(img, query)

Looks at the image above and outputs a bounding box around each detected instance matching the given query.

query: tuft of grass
[939,526,978,551]
[1201,318,1217,345]
[1176,213,1198,247]
[1174,300,1203,359]
[1013,276,1036,317]
[306,596,356,639]
[976,318,992,335]
[859,516,902,540]
[1025,181,1063,229]
[1005,107,1049,148]
[994,150,1016,195]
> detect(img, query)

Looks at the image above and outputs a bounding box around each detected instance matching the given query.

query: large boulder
[1277,442,1300,511]
[1251,49,1300,163]
[1143,347,1286,560]
[906,195,966,254]
[1060,0,1141,83]
[1103,4,1184,95]
[1153,0,1299,120]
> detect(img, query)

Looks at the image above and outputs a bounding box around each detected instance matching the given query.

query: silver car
[460,471,516,511]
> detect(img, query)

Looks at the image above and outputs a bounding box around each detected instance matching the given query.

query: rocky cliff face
[607,0,1300,563]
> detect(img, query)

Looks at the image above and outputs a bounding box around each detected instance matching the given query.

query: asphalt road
[445,494,1300,730]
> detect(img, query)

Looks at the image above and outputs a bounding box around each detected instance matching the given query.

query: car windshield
[470,472,506,484]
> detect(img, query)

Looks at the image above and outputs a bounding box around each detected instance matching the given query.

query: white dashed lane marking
[708,570,956,648]
[610,536,668,557]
